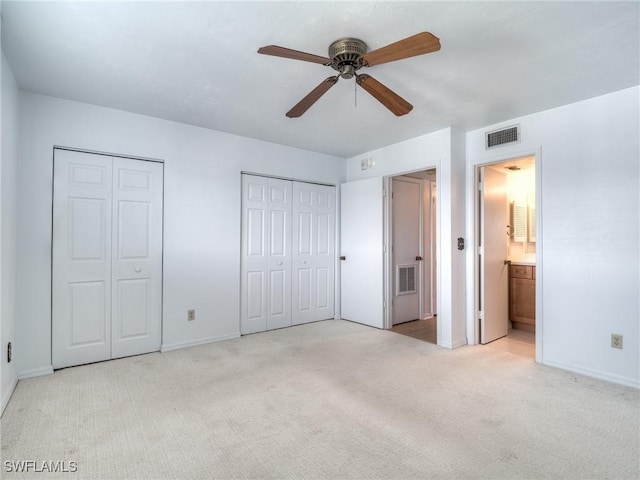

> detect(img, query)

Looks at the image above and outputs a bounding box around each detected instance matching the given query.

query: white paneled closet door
[53,151,113,368]
[292,182,335,325]
[52,149,163,369]
[241,175,293,334]
[111,157,164,359]
[241,175,335,334]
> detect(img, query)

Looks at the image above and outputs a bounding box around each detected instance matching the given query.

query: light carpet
[1,320,638,479]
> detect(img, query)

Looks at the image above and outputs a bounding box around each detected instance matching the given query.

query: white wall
[16,92,345,377]
[12,83,638,388]
[1,52,20,412]
[346,127,467,349]
[467,86,640,387]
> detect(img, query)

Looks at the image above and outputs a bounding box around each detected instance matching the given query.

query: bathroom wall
[505,163,536,262]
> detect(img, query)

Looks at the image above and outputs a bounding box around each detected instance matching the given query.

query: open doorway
[386,169,438,345]
[476,156,536,358]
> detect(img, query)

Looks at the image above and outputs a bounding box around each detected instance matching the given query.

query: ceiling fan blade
[258,45,331,65]
[362,32,440,66]
[286,76,339,118]
[356,74,413,116]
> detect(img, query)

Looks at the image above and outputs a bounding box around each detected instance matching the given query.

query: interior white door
[53,150,113,368]
[241,175,292,334]
[479,166,509,343]
[292,182,335,325]
[431,182,437,314]
[111,157,163,359]
[392,178,422,325]
[340,177,384,329]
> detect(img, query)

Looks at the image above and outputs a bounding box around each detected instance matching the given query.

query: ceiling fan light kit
[257,32,440,118]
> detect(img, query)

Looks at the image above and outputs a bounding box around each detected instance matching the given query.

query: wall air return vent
[396,264,417,296]
[486,125,520,149]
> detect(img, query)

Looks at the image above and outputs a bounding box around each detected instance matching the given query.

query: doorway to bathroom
[475,156,537,358]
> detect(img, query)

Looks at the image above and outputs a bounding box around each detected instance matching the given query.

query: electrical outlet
[187,309,196,321]
[611,334,623,349]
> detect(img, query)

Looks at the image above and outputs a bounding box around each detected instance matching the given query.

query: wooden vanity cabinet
[509,264,536,332]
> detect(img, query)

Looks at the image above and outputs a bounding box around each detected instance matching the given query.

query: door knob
[302,260,307,264]
[504,260,511,265]
[415,256,423,261]
[340,256,346,261]
[134,267,142,273]
[278,261,283,265]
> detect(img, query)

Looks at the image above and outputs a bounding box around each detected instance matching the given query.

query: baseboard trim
[543,358,639,389]
[161,333,240,353]
[1,375,18,417]
[452,337,468,349]
[18,366,54,380]
[439,337,468,350]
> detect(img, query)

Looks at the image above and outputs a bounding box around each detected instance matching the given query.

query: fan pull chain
[354,79,357,108]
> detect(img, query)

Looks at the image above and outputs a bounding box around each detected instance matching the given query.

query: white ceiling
[2,1,638,158]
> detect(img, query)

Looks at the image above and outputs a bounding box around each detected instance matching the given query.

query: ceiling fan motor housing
[329,38,368,78]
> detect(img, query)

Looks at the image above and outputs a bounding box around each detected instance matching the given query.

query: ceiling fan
[258,32,440,118]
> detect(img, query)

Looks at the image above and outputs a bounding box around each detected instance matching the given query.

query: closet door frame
[240,173,336,334]
[52,147,164,369]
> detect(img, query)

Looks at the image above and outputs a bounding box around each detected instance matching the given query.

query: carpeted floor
[1,319,638,479]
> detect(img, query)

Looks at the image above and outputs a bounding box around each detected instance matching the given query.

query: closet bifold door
[110,157,163,359]
[291,182,335,325]
[241,175,292,334]
[52,150,113,368]
[52,150,163,369]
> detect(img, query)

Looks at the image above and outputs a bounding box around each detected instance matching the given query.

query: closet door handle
[340,256,346,261]
[134,267,142,273]
[277,261,283,265]
[415,256,423,261]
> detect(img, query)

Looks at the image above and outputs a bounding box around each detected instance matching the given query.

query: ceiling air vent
[486,125,520,149]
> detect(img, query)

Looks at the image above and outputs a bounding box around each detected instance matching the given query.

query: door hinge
[383,244,386,253]
[383,300,386,309]
[478,182,483,191]
[478,246,484,255]
[382,189,386,197]
[478,311,483,320]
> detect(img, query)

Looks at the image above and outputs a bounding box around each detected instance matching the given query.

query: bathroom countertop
[509,260,536,266]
